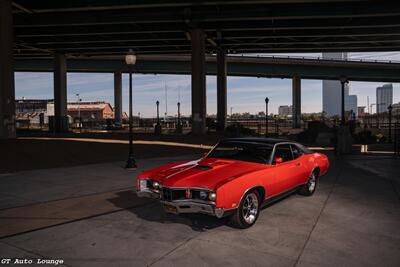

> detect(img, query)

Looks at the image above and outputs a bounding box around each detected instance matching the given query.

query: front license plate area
[163,204,178,214]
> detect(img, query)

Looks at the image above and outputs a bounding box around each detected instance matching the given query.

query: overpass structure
[15,55,400,82]
[2,0,400,138]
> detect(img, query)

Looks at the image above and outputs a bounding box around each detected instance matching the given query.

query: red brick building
[68,101,114,121]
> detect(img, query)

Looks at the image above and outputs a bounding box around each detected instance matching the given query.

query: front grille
[161,187,211,202]
[161,188,188,201]
[161,187,172,201]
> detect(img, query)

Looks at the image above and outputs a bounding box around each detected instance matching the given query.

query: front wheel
[298,170,318,196]
[230,190,260,229]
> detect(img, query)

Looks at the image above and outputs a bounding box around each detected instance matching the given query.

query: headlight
[152,181,160,189]
[139,179,148,190]
[199,191,208,200]
[209,192,216,201]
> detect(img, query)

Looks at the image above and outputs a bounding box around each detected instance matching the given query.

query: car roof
[221,137,293,145]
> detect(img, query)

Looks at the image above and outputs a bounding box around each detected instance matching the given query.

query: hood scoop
[194,165,213,171]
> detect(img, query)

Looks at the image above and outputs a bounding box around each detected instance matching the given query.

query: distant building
[16,99,117,126]
[278,105,292,116]
[345,94,358,117]
[376,84,393,113]
[322,52,358,117]
[357,106,366,117]
[67,101,114,120]
[392,102,400,116]
[15,99,53,125]
[15,99,52,113]
[322,53,348,117]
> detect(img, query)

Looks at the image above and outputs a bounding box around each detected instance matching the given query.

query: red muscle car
[137,138,329,228]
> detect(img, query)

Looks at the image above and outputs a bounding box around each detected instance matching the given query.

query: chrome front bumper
[136,189,228,218]
[137,189,160,199]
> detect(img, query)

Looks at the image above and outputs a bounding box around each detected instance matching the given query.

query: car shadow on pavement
[108,190,228,232]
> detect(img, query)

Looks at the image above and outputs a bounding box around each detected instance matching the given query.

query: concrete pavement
[0,154,399,267]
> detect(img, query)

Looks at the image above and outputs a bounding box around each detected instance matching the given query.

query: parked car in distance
[137,138,329,228]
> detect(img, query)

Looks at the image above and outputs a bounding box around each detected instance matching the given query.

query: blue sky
[15,52,400,117]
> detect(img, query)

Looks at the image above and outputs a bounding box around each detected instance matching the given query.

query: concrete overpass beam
[53,53,68,132]
[113,71,122,127]
[292,75,301,128]
[217,49,227,131]
[191,29,206,134]
[0,0,16,139]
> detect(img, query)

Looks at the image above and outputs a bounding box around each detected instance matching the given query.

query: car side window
[291,144,303,159]
[274,144,294,162]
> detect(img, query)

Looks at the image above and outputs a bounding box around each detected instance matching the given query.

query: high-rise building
[376,84,393,113]
[322,53,347,117]
[278,105,292,116]
[322,52,357,117]
[346,95,358,118]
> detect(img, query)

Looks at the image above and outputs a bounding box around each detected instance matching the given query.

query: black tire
[230,190,261,229]
[298,170,318,196]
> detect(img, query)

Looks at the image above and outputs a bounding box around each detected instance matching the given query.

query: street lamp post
[76,93,81,130]
[177,102,182,134]
[155,100,161,135]
[388,105,393,143]
[125,49,137,170]
[265,97,269,137]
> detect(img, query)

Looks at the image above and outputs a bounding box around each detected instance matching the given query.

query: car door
[270,144,298,195]
[290,144,310,185]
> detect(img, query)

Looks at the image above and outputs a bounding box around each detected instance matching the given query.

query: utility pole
[164,82,168,121]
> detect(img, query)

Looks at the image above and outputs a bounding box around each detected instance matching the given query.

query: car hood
[151,157,269,190]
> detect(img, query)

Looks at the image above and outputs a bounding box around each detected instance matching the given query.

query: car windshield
[207,141,273,164]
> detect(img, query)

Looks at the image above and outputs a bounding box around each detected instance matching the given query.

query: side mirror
[274,157,283,164]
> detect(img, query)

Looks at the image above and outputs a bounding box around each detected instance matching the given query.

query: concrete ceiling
[12,0,400,58]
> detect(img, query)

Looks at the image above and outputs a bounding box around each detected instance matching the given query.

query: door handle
[296,163,301,166]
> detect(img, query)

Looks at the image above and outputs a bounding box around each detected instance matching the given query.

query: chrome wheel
[308,173,316,192]
[242,192,259,224]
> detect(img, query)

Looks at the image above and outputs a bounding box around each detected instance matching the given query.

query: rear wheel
[230,190,260,228]
[299,170,318,196]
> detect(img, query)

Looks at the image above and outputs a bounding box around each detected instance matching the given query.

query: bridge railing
[232,54,400,64]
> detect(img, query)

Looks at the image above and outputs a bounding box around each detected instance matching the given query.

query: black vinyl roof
[221,137,314,153]
[222,137,291,145]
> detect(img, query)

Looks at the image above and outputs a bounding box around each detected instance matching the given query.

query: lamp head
[340,76,348,84]
[125,49,136,65]
[265,97,269,104]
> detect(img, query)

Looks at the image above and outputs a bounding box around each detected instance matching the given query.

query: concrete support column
[217,49,227,131]
[0,0,16,139]
[340,77,348,125]
[191,29,206,134]
[114,71,122,127]
[53,53,68,132]
[292,75,301,128]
